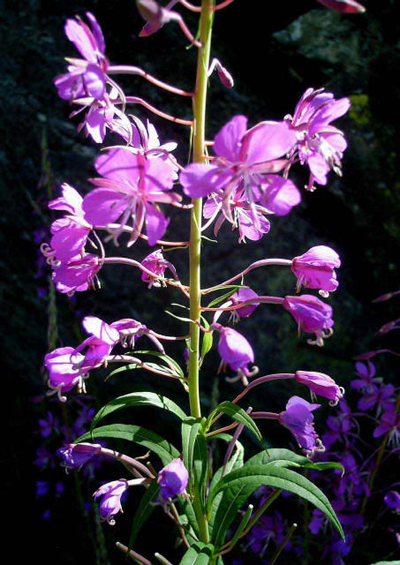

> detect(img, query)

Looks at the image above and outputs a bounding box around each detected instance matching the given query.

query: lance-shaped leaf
[206,401,262,442]
[77,424,179,466]
[247,448,344,473]
[179,543,215,565]
[200,318,213,366]
[90,391,187,432]
[207,464,344,543]
[182,418,202,484]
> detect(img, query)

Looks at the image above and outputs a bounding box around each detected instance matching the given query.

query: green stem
[188,0,214,421]
[188,0,215,544]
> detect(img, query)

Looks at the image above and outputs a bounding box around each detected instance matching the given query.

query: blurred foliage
[1,0,399,562]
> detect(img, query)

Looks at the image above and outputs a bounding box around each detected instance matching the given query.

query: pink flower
[157,458,189,500]
[72,316,121,370]
[212,323,255,376]
[283,294,334,346]
[180,115,299,237]
[54,13,108,103]
[287,88,350,190]
[48,184,92,262]
[230,288,260,319]
[295,371,344,404]
[82,147,181,246]
[291,245,341,294]
[52,253,101,294]
[140,249,177,287]
[279,396,322,453]
[44,347,87,400]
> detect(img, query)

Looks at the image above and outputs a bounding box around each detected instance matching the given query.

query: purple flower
[279,396,322,453]
[93,479,129,525]
[322,399,354,448]
[203,188,271,243]
[384,491,400,512]
[212,323,255,377]
[230,288,260,319]
[48,184,92,262]
[38,411,60,438]
[51,253,101,294]
[44,347,86,400]
[249,511,292,555]
[54,13,108,103]
[351,360,379,392]
[291,245,341,294]
[373,408,400,444]
[295,371,344,404]
[316,0,366,13]
[180,115,300,238]
[141,249,177,287]
[282,294,334,346]
[57,442,102,472]
[157,458,189,500]
[82,148,180,246]
[72,316,120,370]
[287,88,350,190]
[357,382,395,413]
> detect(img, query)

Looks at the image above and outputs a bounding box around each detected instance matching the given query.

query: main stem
[188,0,214,546]
[188,0,214,420]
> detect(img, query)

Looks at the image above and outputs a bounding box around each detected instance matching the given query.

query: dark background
[1,0,399,562]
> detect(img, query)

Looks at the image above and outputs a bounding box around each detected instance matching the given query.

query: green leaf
[108,350,185,380]
[208,444,245,540]
[208,464,344,542]
[200,318,213,366]
[128,480,160,550]
[247,448,344,473]
[207,401,262,442]
[179,543,214,565]
[134,350,186,380]
[206,286,245,308]
[182,418,202,482]
[90,391,187,431]
[193,432,208,508]
[77,424,179,466]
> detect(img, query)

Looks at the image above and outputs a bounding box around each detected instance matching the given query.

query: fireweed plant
[41,1,368,563]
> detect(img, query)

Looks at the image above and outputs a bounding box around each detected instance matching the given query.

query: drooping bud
[295,371,344,404]
[212,323,255,381]
[283,294,334,346]
[93,479,129,525]
[291,245,341,295]
[279,396,324,454]
[57,442,102,472]
[157,458,189,500]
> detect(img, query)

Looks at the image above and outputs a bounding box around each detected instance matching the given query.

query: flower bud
[291,246,340,294]
[57,442,102,472]
[295,371,344,404]
[157,458,189,500]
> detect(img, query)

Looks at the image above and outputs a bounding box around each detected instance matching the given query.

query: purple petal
[83,189,129,225]
[240,121,297,166]
[213,115,248,161]
[145,204,169,245]
[180,163,231,198]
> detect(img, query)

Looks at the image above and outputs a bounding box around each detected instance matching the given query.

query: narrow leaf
[207,401,262,442]
[91,392,187,431]
[208,464,344,540]
[77,424,179,466]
